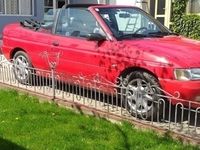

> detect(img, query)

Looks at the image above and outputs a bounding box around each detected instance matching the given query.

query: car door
[16,26,52,71]
[49,7,117,83]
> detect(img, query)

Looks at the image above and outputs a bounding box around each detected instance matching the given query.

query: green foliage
[171,0,187,21]
[0,89,199,150]
[173,14,200,40]
[171,0,200,40]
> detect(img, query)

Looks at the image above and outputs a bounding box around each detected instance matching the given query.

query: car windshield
[97,7,172,40]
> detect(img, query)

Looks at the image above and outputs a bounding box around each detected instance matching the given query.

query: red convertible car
[2,4,200,117]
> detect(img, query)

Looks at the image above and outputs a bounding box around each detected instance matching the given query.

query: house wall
[116,0,136,5]
[0,0,44,39]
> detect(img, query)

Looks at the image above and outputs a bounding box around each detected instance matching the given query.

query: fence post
[51,67,55,100]
[41,51,60,101]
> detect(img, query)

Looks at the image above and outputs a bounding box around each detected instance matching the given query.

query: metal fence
[0,54,5,62]
[0,55,200,140]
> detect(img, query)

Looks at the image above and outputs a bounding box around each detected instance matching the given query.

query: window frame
[186,0,200,15]
[0,0,5,15]
[0,0,34,16]
[54,7,106,39]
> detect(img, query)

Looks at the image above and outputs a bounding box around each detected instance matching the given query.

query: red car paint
[1,5,200,107]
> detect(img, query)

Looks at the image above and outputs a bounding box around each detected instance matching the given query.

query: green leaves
[171,0,200,40]
[172,14,200,40]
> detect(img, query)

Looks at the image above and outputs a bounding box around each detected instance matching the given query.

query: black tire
[121,71,163,120]
[13,51,35,84]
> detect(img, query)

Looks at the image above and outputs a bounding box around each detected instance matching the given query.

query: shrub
[171,0,200,40]
[172,14,200,40]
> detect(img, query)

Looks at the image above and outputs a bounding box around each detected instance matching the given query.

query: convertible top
[20,19,42,30]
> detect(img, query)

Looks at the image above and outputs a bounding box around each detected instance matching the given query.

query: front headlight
[174,69,200,81]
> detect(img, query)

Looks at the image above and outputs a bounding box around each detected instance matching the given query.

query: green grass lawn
[0,89,199,150]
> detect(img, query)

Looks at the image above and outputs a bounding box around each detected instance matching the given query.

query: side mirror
[86,33,106,41]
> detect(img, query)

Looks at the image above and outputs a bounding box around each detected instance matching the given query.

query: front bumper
[159,78,200,108]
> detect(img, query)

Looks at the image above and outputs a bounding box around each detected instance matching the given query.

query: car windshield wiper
[147,31,179,37]
[118,33,147,39]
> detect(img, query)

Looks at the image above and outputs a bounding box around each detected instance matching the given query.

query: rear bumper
[1,45,11,60]
[0,40,2,54]
[159,78,200,108]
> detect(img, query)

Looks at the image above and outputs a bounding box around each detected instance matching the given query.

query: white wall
[115,0,149,12]
[115,0,137,6]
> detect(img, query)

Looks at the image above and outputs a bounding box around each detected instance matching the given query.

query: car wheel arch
[117,66,159,83]
[10,47,27,60]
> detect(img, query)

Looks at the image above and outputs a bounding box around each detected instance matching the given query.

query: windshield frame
[95,6,171,40]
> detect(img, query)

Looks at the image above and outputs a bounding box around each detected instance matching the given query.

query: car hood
[122,36,200,68]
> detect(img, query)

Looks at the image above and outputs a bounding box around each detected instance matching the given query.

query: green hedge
[171,0,200,40]
[172,14,200,40]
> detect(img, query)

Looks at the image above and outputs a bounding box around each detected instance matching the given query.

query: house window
[44,0,66,24]
[187,0,200,14]
[19,0,33,15]
[0,0,33,15]
[44,0,54,24]
[6,0,19,14]
[0,0,5,14]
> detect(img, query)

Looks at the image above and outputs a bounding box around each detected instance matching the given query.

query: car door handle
[52,41,59,46]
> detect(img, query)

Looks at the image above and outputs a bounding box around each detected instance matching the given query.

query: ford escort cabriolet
[2,4,200,118]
